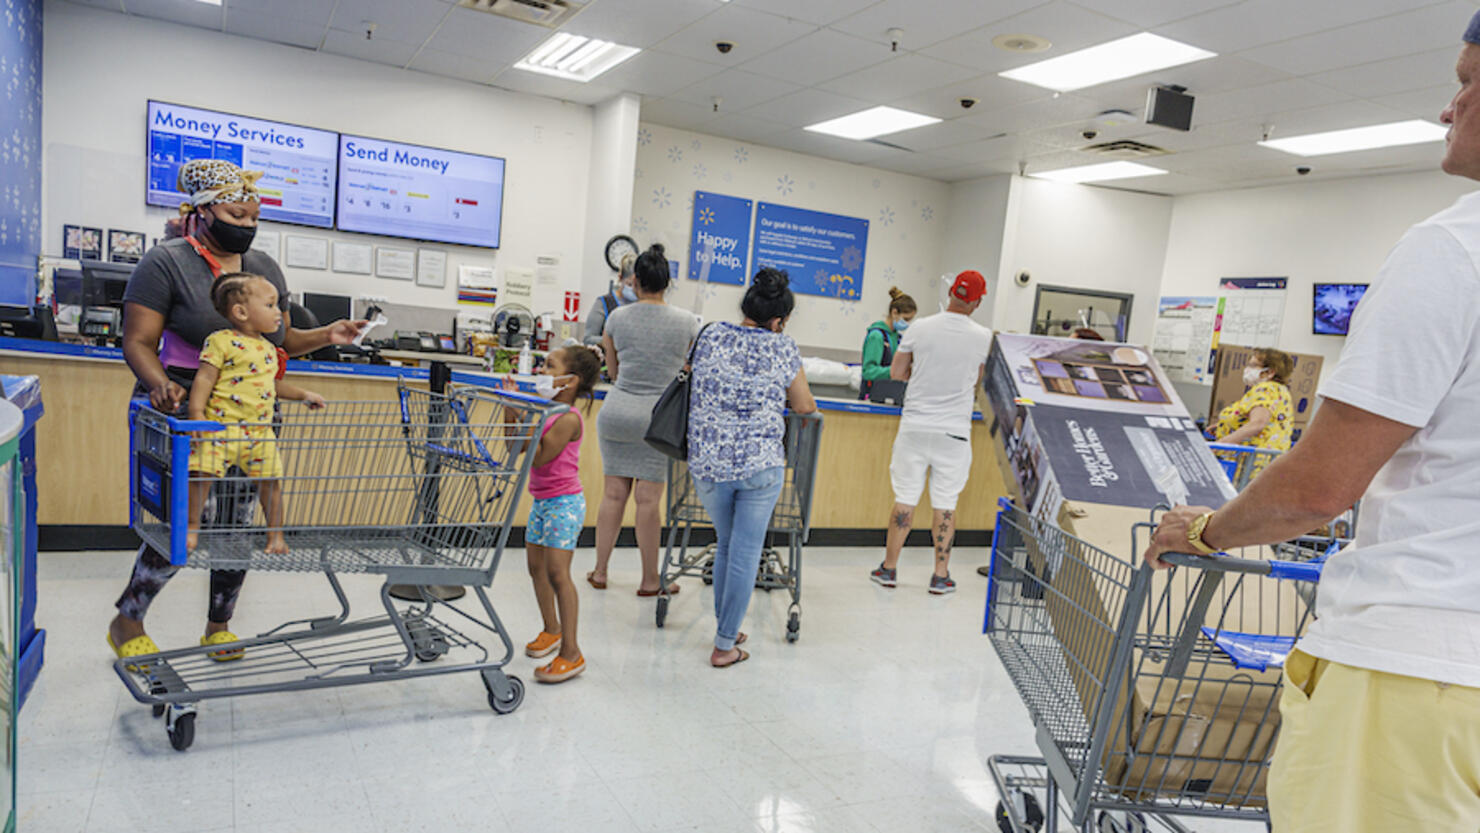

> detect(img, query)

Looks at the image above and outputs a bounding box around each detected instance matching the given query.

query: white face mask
[1243,367,1264,387]
[533,373,574,399]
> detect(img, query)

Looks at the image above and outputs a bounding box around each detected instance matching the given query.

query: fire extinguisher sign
[564,291,580,322]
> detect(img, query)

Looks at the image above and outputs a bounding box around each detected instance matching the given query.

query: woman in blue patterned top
[688,268,817,668]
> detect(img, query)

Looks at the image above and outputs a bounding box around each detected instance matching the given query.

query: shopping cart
[654,412,823,642]
[117,383,562,751]
[984,501,1322,832]
[1207,442,1281,491]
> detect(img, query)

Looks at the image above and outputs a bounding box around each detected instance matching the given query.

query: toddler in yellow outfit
[187,272,324,553]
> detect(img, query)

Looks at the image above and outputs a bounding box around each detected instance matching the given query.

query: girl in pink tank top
[505,346,602,684]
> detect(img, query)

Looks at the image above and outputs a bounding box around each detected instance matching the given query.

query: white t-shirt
[1297,191,1480,688]
[896,311,993,436]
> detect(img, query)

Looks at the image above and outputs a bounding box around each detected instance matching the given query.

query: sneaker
[870,563,897,588]
[535,654,586,683]
[928,574,957,595]
[525,631,561,658]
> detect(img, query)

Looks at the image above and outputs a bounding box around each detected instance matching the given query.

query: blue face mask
[621,285,638,303]
[893,318,910,333]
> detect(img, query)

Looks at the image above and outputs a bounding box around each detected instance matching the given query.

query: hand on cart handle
[150,379,187,412]
[301,391,327,410]
[1144,504,1217,569]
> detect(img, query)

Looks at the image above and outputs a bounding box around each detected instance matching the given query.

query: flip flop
[712,648,749,669]
[636,583,680,597]
[200,630,245,662]
[107,632,160,672]
[585,571,607,590]
[736,632,747,646]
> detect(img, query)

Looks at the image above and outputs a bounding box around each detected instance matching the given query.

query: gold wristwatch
[1185,511,1219,555]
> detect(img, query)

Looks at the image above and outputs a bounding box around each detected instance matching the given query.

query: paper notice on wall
[457,264,497,306]
[250,229,281,259]
[1216,277,1286,348]
[535,255,560,286]
[415,249,447,288]
[1152,296,1219,383]
[503,267,535,309]
[332,241,372,275]
[285,235,330,270]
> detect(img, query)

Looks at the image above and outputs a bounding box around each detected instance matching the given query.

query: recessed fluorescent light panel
[195,0,222,5]
[804,106,941,141]
[1258,120,1448,157]
[515,33,640,83]
[1031,161,1168,184]
[1000,33,1215,93]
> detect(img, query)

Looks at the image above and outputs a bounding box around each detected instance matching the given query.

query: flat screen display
[336,134,505,248]
[1313,283,1368,335]
[147,101,339,228]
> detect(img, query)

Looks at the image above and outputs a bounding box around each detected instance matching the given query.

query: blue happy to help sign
[751,202,868,300]
[689,191,753,286]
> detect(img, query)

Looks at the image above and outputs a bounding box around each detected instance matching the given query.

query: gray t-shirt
[123,237,289,355]
[605,302,699,396]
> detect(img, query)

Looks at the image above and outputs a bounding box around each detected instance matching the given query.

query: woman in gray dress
[589,244,697,594]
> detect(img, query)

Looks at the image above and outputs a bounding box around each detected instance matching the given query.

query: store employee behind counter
[583,253,638,346]
[858,287,917,403]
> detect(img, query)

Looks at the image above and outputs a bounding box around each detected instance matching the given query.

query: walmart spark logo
[698,207,715,225]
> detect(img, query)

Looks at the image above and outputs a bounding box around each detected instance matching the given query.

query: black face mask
[207,213,257,254]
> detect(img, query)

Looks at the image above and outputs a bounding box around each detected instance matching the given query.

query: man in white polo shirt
[1144,13,1480,830]
[870,270,992,595]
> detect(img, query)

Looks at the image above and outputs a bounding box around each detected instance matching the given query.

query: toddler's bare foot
[186,530,199,551]
[265,532,288,554]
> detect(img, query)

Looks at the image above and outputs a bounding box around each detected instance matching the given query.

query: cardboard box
[1209,344,1323,434]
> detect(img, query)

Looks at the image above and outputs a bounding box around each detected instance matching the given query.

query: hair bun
[888,286,903,300]
[755,269,789,297]
[648,242,665,257]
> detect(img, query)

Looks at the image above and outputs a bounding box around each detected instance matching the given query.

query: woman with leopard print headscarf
[107,159,367,667]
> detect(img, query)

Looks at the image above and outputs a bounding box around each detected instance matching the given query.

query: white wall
[630,122,950,354]
[1160,169,1478,378]
[942,174,1013,321]
[993,176,1174,346]
[42,1,593,317]
[581,94,640,310]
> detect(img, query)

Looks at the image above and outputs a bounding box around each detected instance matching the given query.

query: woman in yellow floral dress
[1213,348,1295,479]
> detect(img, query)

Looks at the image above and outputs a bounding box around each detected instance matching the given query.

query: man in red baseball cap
[870,270,993,595]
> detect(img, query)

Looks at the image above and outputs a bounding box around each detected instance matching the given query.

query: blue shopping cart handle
[129,398,225,432]
[1160,551,1322,582]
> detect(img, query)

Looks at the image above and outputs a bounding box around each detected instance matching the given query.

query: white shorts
[889,429,973,511]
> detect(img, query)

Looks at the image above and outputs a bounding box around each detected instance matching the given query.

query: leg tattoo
[893,510,912,529]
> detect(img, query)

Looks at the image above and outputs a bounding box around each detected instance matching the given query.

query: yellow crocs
[107,633,160,672]
[200,630,245,662]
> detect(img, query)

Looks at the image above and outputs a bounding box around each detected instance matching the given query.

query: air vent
[1081,139,1170,158]
[865,138,914,152]
[459,0,585,28]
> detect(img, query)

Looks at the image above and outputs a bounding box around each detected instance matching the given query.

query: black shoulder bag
[644,323,713,461]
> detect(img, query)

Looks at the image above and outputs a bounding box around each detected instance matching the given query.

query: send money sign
[751,202,868,300]
[688,191,753,286]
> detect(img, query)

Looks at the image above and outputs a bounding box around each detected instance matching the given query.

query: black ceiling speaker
[1145,85,1194,132]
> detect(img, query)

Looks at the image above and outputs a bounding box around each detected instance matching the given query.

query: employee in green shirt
[859,286,917,400]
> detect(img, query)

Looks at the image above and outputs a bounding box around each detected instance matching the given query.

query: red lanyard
[184,235,225,278]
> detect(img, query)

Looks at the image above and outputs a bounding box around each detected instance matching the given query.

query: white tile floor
[19,547,1260,833]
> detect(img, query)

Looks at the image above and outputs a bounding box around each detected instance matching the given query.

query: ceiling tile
[888,75,1048,121]
[737,28,891,86]
[596,50,726,98]
[927,159,1021,181]
[224,10,328,49]
[1305,47,1459,100]
[1264,99,1417,137]
[327,0,453,47]
[321,28,420,68]
[564,0,724,48]
[226,0,337,25]
[638,97,719,131]
[962,92,1102,134]
[818,53,982,101]
[884,119,993,152]
[1067,0,1241,29]
[866,150,955,178]
[830,0,1049,50]
[729,0,878,26]
[62,0,124,10]
[123,0,223,30]
[921,1,1139,74]
[408,47,503,85]
[1194,79,1342,125]
[1239,2,1474,77]
[739,88,872,127]
[1089,56,1292,107]
[762,129,896,164]
[703,112,795,145]
[421,6,547,61]
[650,4,816,64]
[490,69,619,105]
[1154,0,1429,55]
[930,132,1035,164]
[1373,83,1457,120]
[668,70,802,113]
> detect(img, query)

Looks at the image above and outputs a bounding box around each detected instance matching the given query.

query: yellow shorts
[1269,649,1480,832]
[188,424,282,479]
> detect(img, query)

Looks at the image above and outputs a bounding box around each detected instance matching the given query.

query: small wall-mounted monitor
[1313,283,1369,335]
[302,292,352,325]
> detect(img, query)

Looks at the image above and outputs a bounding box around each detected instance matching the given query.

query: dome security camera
[715,41,734,55]
[1296,166,1312,176]
[960,97,977,109]
[1015,271,1031,287]
[1081,128,1099,141]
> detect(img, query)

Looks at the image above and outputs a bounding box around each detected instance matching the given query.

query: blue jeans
[695,466,785,651]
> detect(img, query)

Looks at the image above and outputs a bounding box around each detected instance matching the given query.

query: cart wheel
[150,682,168,717]
[1096,811,1148,833]
[786,612,800,643]
[153,703,167,718]
[415,634,449,662]
[655,596,669,628]
[995,792,1044,833]
[486,675,525,715]
[167,712,195,751]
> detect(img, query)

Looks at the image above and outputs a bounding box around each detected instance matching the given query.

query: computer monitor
[79,260,133,308]
[303,292,352,324]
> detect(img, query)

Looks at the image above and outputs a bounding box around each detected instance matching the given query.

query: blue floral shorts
[528,492,586,550]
